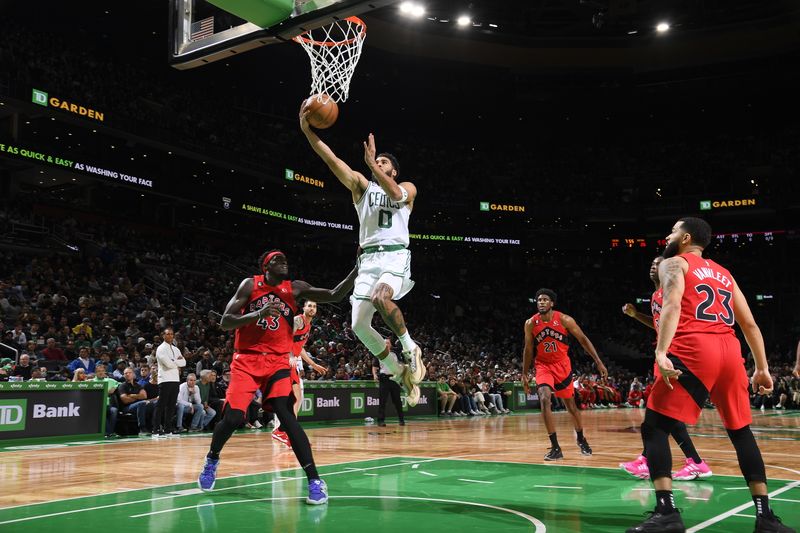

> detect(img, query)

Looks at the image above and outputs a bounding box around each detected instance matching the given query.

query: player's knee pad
[726,425,766,484]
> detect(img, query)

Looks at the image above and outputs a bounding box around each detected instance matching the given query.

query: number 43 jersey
[355,181,411,248]
[234,277,297,356]
[531,311,570,365]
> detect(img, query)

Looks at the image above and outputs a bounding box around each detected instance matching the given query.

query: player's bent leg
[198,405,245,491]
[538,385,563,461]
[370,282,425,385]
[671,423,712,480]
[269,396,327,505]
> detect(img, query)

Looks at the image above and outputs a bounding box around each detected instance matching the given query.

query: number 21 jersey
[354,181,411,248]
[531,311,570,365]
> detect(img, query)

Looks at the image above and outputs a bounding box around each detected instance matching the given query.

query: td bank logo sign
[517,391,527,405]
[299,393,314,417]
[401,393,428,411]
[31,88,105,122]
[351,393,380,414]
[0,399,27,431]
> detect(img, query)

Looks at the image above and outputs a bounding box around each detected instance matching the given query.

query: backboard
[169,0,396,69]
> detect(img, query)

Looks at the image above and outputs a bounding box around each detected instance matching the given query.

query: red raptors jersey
[531,311,570,364]
[292,314,311,356]
[675,253,736,337]
[651,288,663,332]
[234,276,297,355]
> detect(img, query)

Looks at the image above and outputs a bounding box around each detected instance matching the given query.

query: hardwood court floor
[1,408,798,532]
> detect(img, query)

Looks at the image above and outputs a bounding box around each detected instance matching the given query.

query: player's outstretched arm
[731,279,773,395]
[300,348,327,374]
[363,133,418,206]
[293,265,358,304]
[220,278,280,331]
[794,339,800,378]
[622,303,656,330]
[299,105,368,196]
[562,314,607,379]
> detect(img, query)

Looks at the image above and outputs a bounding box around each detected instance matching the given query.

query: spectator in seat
[72,368,88,382]
[436,375,458,416]
[93,363,119,438]
[177,373,210,432]
[198,369,221,427]
[72,317,94,340]
[67,347,97,374]
[12,354,34,381]
[118,367,149,434]
[41,338,67,362]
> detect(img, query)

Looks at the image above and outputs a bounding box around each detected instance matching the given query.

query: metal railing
[0,342,20,364]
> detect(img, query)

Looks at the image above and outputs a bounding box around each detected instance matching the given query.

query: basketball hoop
[293,16,366,104]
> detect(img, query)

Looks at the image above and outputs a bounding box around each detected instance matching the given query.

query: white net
[293,17,366,104]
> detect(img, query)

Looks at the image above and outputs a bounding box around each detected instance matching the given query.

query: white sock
[273,414,280,430]
[398,331,417,353]
[380,350,404,376]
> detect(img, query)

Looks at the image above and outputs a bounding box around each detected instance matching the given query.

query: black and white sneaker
[544,447,563,461]
[755,513,796,533]
[626,511,686,533]
[578,439,593,456]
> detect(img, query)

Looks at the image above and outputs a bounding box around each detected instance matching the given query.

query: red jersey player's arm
[795,339,800,378]
[654,257,688,358]
[622,303,656,331]
[521,319,535,394]
[731,279,773,395]
[219,278,280,331]
[292,266,358,304]
[300,348,327,374]
[561,314,608,379]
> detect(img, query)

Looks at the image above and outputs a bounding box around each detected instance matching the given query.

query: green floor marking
[1,457,797,532]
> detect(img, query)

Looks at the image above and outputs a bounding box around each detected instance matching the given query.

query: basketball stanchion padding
[294,16,366,104]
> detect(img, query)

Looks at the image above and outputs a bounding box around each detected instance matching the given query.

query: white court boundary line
[686,460,800,532]
[0,456,436,524]
[129,495,547,532]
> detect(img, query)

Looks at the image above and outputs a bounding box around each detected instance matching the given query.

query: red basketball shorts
[224,353,292,412]
[647,334,751,430]
[290,365,300,385]
[535,358,574,399]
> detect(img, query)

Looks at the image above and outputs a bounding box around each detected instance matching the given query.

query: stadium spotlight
[410,4,425,17]
[457,15,471,26]
[656,22,670,32]
[399,1,413,13]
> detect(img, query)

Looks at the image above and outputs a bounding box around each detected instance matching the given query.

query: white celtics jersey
[355,181,411,247]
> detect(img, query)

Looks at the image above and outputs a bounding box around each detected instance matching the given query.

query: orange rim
[293,16,366,47]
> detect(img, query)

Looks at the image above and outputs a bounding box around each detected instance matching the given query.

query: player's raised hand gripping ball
[300,94,339,129]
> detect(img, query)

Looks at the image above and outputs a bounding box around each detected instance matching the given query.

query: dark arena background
[0,1,798,532]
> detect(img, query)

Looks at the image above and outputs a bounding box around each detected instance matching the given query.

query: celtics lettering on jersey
[355,181,411,247]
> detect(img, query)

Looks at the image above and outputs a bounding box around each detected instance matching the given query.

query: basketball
[302,94,339,129]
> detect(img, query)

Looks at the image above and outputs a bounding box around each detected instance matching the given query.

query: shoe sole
[399,367,420,406]
[673,471,713,481]
[619,464,650,479]
[408,347,426,384]
[197,477,216,491]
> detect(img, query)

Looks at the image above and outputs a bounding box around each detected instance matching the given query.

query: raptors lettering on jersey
[234,277,297,355]
[531,311,570,364]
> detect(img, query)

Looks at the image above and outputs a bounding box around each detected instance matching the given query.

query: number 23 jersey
[531,311,570,365]
[675,253,737,337]
[234,276,297,356]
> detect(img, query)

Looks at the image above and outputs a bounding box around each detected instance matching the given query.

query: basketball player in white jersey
[300,109,425,405]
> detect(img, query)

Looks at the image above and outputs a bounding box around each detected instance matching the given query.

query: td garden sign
[700,198,757,210]
[32,88,105,122]
[480,201,526,213]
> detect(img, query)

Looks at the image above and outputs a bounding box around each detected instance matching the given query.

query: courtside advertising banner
[298,382,437,421]
[0,382,105,440]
